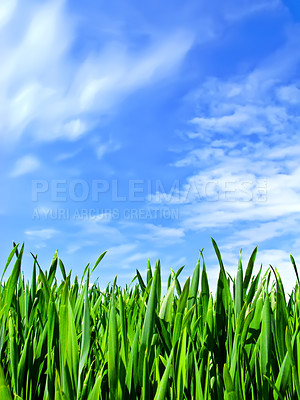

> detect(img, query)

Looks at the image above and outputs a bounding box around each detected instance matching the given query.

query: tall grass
[0,238,300,399]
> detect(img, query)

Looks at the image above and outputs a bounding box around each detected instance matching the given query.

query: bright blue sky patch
[1,0,300,293]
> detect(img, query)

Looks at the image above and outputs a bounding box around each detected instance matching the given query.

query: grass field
[0,238,299,399]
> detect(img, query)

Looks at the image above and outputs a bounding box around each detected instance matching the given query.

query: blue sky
[1,0,300,293]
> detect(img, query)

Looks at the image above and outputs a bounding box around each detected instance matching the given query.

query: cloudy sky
[1,0,300,293]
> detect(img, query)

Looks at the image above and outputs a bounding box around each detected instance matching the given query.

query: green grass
[0,238,300,399]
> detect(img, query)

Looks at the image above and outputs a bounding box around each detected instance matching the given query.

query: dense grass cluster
[0,239,300,399]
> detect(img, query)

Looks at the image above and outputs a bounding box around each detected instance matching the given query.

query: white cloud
[178,166,300,230]
[0,0,194,143]
[96,140,121,159]
[107,243,138,256]
[190,109,251,134]
[223,218,299,248]
[65,240,96,254]
[189,92,291,139]
[150,28,300,249]
[10,155,40,177]
[105,244,158,271]
[25,228,58,240]
[223,0,281,21]
[71,31,194,113]
[55,150,81,161]
[104,243,142,271]
[277,84,300,104]
[266,144,300,159]
[74,211,124,239]
[126,251,158,263]
[0,0,17,28]
[60,119,88,140]
[0,0,73,142]
[138,223,185,244]
[174,148,225,167]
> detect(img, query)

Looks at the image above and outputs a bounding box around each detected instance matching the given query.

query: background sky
[1,0,300,293]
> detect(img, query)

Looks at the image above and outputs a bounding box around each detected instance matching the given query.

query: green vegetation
[0,239,300,399]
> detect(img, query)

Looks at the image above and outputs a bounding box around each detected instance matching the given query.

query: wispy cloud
[55,149,81,162]
[106,243,158,271]
[137,223,185,244]
[65,240,96,254]
[96,139,121,160]
[0,0,73,143]
[0,0,194,144]
[151,27,300,247]
[25,228,58,240]
[0,0,17,28]
[10,155,40,177]
[223,0,281,21]
[222,218,299,248]
[277,84,300,104]
[74,212,124,240]
[70,31,194,114]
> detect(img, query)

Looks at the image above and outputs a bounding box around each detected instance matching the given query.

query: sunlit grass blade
[0,364,13,400]
[77,272,90,398]
[0,243,19,286]
[223,363,237,400]
[260,293,271,397]
[188,255,200,309]
[243,246,257,296]
[290,254,300,285]
[108,279,118,400]
[235,249,243,317]
[139,265,158,377]
[0,244,24,320]
[91,251,107,273]
[154,348,173,400]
